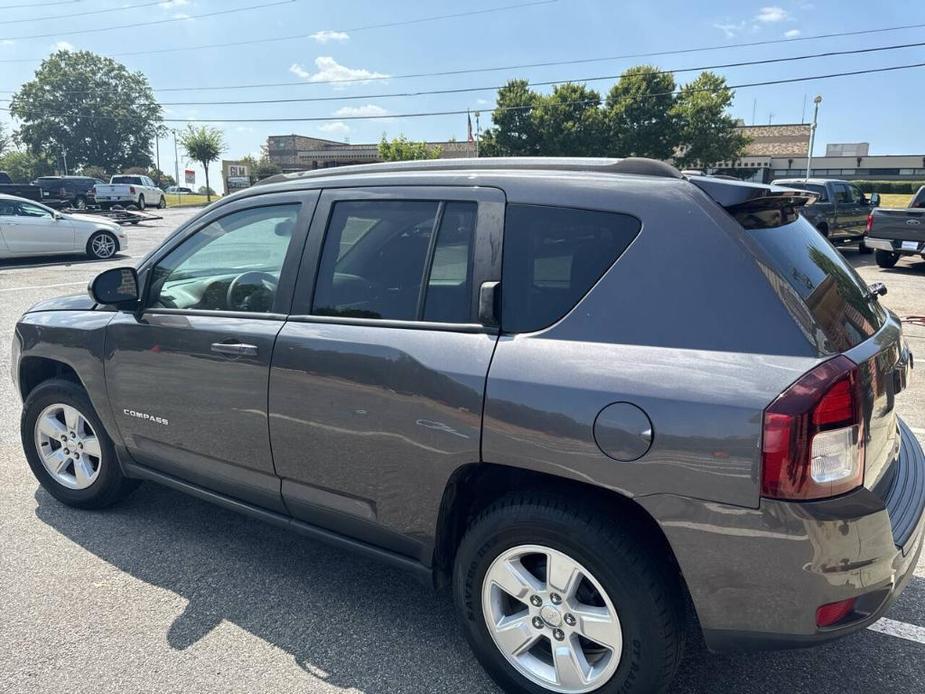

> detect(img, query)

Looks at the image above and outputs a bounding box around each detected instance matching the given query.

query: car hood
[25,293,96,313]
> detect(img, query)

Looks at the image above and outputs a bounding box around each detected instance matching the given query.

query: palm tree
[178,125,226,202]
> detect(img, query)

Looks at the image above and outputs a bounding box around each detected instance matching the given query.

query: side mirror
[89,267,139,307]
[869,192,881,207]
[478,281,500,327]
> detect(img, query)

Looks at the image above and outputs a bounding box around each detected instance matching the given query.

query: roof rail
[257,156,683,186]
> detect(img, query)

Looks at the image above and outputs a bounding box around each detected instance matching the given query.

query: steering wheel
[226,271,278,312]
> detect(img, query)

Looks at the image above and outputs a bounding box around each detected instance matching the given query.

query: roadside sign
[184,169,195,186]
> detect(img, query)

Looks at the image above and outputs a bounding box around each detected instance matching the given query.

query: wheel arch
[18,356,84,400]
[432,462,690,600]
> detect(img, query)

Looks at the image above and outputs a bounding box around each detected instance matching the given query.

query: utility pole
[474,111,481,158]
[172,129,181,205]
[155,131,161,179]
[805,95,822,180]
[751,98,757,126]
[61,149,68,175]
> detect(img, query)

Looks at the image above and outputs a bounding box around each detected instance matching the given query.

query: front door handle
[211,341,259,357]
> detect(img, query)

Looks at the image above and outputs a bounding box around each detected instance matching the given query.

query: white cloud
[713,22,745,38]
[333,104,390,118]
[52,41,75,52]
[159,0,190,7]
[289,57,389,87]
[476,98,492,105]
[310,30,349,43]
[785,29,801,37]
[289,63,311,79]
[0,39,14,46]
[755,6,789,22]
[318,121,350,137]
[173,12,192,20]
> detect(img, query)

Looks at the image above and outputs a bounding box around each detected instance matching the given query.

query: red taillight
[865,213,873,233]
[816,598,856,627]
[129,185,136,194]
[761,356,865,500]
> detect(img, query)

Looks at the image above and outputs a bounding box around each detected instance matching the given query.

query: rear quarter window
[501,204,641,333]
[749,215,885,352]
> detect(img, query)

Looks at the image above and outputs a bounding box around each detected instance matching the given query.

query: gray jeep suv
[12,158,925,694]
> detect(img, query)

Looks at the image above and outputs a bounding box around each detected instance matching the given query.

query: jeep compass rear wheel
[455,495,684,694]
[21,379,138,509]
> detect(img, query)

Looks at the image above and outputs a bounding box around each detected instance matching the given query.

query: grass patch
[164,194,220,208]
[878,193,913,208]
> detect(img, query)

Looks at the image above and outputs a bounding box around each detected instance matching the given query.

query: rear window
[749,215,885,352]
[501,204,641,333]
[111,176,142,185]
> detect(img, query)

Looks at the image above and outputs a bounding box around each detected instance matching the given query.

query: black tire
[21,379,139,509]
[157,195,167,209]
[454,494,685,694]
[73,195,87,210]
[858,240,873,254]
[86,230,118,259]
[876,249,900,268]
[137,195,145,210]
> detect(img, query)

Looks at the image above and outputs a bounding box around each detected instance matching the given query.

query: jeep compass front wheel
[454,495,684,694]
[21,379,138,509]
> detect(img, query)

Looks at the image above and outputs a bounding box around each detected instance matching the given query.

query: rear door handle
[210,342,259,357]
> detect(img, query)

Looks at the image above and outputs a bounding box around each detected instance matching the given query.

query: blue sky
[1,0,923,191]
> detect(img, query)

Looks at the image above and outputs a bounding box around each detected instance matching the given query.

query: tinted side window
[501,204,641,333]
[312,199,477,323]
[833,183,851,204]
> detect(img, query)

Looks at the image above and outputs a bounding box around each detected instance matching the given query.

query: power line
[0,0,297,42]
[4,39,923,106]
[0,0,556,61]
[0,0,166,25]
[109,40,925,106]
[0,14,923,69]
[0,0,80,8]
[5,60,923,124]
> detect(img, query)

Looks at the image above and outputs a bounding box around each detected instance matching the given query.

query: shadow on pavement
[33,482,924,694]
[0,253,130,270]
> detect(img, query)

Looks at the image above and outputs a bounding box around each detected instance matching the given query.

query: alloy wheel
[34,403,102,490]
[91,234,116,258]
[482,544,623,693]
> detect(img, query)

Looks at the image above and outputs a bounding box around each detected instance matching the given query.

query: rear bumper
[866,236,925,254]
[640,417,925,652]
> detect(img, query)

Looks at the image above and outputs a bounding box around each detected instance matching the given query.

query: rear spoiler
[688,176,813,229]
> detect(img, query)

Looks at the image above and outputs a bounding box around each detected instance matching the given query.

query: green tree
[532,83,603,156]
[254,156,281,180]
[10,50,163,171]
[179,125,226,202]
[479,79,541,156]
[79,164,108,180]
[672,72,749,169]
[239,154,259,183]
[378,135,442,161]
[0,148,54,182]
[605,65,679,159]
[0,122,9,157]
[148,167,175,188]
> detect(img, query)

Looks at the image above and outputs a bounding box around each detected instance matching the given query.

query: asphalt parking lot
[0,208,923,694]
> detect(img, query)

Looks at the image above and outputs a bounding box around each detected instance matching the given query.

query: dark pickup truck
[772,177,879,251]
[0,171,43,202]
[866,186,925,267]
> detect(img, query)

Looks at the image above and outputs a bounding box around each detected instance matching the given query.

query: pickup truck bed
[866,186,925,268]
[0,172,43,202]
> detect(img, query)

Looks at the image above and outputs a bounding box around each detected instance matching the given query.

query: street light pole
[474,111,481,158]
[805,95,822,180]
[172,129,181,206]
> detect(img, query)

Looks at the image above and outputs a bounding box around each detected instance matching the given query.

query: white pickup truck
[93,175,166,210]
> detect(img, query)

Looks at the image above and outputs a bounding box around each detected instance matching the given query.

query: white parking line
[868,618,925,644]
[0,280,91,293]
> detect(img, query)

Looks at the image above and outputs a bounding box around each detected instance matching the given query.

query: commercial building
[266,135,476,173]
[710,124,925,182]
